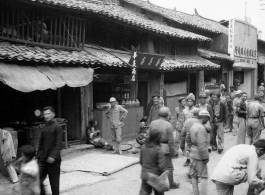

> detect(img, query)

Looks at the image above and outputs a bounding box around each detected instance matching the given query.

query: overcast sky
[149,0,265,39]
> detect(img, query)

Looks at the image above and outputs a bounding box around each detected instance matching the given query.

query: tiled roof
[161,55,220,70]
[198,48,234,62]
[23,0,211,42]
[85,45,220,70]
[122,0,228,35]
[258,52,265,65]
[0,42,100,64]
[84,44,131,67]
[0,41,219,69]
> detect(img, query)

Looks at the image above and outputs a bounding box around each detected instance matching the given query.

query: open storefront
[0,41,95,149]
[88,45,168,140]
[162,55,221,114]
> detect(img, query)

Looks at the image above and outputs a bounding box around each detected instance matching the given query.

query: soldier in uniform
[149,107,179,189]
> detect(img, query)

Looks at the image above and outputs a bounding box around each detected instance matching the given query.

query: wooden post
[80,87,85,139]
[160,72,164,98]
[80,84,92,140]
[57,88,62,118]
[187,70,190,93]
[197,70,205,96]
[88,82,93,119]
[135,69,138,99]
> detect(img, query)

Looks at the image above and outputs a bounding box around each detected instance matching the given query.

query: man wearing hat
[187,110,211,195]
[180,108,201,167]
[183,93,196,121]
[232,90,242,136]
[105,97,128,155]
[196,93,213,122]
[196,93,213,152]
[149,107,179,189]
[173,96,186,158]
[246,93,265,145]
[211,93,226,154]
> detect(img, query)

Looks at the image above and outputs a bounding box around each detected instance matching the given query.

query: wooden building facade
[0,0,223,143]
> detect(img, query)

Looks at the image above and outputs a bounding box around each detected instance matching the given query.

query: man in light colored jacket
[188,110,211,195]
[211,140,265,195]
[105,97,128,155]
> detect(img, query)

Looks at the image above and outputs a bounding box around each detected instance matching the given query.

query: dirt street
[66,132,261,195]
[1,132,265,195]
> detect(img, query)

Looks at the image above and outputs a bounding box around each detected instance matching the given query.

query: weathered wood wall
[92,107,143,141]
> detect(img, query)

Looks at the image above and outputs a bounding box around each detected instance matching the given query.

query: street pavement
[1,131,265,195]
[63,131,265,195]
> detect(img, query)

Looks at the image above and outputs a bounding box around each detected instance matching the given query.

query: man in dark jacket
[37,106,63,195]
[149,107,178,189]
[211,93,226,154]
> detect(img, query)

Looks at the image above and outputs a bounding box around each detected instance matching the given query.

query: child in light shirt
[19,145,40,195]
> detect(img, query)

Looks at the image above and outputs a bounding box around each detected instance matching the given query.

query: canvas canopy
[0,62,94,92]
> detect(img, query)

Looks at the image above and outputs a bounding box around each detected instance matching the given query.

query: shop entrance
[138,81,148,113]
[61,87,81,141]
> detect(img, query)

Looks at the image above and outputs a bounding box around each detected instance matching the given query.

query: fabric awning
[37,66,94,88]
[0,63,94,92]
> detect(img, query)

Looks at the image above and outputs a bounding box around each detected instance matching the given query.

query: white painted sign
[228,19,258,69]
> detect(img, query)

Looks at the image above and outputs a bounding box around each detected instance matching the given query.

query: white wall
[238,69,254,98]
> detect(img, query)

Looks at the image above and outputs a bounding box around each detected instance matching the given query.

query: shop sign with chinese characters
[228,19,257,69]
[129,46,165,81]
[129,48,165,70]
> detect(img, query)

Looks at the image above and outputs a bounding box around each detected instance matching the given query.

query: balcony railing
[0,2,86,50]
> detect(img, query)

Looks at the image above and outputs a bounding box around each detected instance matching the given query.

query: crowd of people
[16,86,265,195]
[139,85,265,195]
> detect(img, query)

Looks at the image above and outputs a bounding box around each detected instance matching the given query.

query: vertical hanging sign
[228,19,235,57]
[129,46,140,82]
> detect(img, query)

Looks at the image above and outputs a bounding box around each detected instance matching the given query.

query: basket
[146,170,170,193]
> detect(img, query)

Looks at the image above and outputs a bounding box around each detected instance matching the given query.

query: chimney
[258,30,262,39]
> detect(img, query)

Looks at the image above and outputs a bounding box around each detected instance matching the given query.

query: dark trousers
[139,180,164,195]
[39,160,61,195]
[210,122,224,150]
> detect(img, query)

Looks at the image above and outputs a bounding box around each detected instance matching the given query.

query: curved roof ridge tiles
[23,0,212,41]
[198,48,233,62]
[122,0,228,34]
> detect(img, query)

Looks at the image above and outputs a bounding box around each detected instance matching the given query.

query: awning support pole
[57,88,62,118]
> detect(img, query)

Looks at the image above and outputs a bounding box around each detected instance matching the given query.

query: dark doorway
[189,73,197,96]
[61,87,81,141]
[138,81,148,114]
